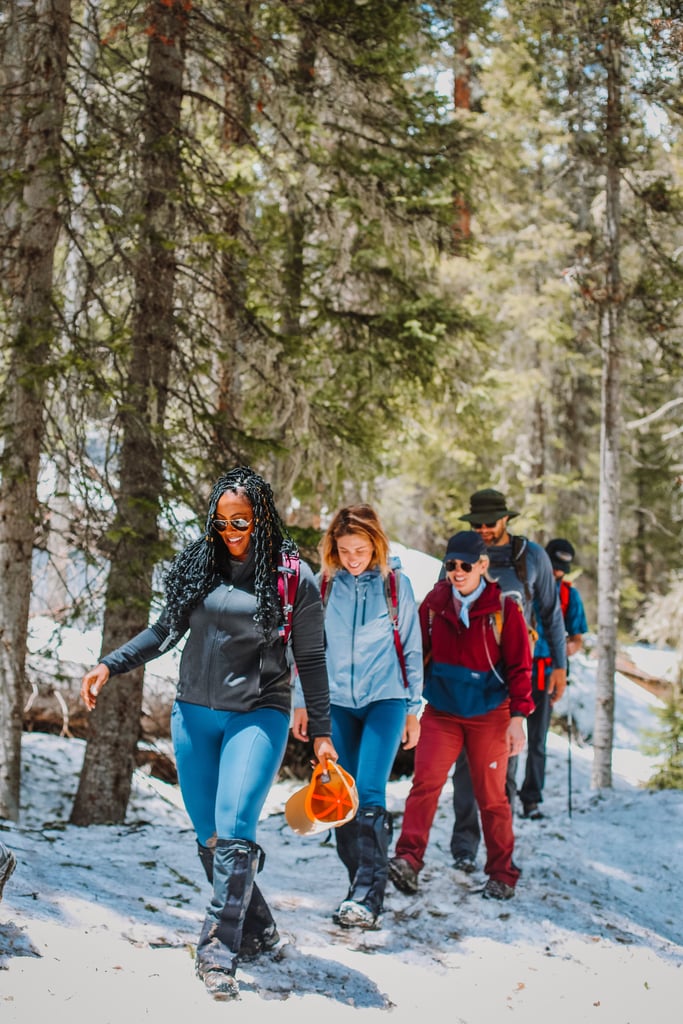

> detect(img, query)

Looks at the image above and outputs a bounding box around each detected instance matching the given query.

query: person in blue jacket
[292,504,423,930]
[81,466,337,1001]
[518,538,589,818]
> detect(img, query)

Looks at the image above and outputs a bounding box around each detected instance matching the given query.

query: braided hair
[163,466,297,644]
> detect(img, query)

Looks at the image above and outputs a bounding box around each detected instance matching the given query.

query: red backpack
[277,550,300,646]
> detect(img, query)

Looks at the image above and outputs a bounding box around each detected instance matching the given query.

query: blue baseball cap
[444,531,487,562]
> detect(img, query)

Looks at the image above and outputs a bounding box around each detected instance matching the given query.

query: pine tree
[70,0,189,825]
[641,683,683,790]
[0,0,71,821]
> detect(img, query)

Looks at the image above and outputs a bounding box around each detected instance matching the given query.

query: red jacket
[420,579,534,718]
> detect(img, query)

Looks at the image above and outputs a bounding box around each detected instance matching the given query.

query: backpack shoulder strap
[487,589,506,646]
[494,591,537,654]
[482,593,505,683]
[277,550,300,645]
[319,572,332,608]
[510,534,532,606]
[559,578,571,618]
[385,569,409,689]
[384,568,400,626]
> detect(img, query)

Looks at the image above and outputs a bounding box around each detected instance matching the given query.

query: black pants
[518,674,553,806]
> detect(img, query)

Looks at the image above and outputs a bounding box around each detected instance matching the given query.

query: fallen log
[24,653,415,785]
[24,654,176,742]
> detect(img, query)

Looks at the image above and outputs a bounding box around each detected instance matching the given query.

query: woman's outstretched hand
[80,663,110,711]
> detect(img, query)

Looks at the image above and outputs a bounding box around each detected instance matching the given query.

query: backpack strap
[491,591,538,654]
[385,569,409,689]
[277,550,300,645]
[510,534,533,608]
[483,597,505,684]
[559,578,571,618]
[489,602,504,645]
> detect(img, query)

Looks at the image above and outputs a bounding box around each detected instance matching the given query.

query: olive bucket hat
[458,488,519,526]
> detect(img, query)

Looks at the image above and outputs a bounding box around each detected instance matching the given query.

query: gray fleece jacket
[101,549,332,738]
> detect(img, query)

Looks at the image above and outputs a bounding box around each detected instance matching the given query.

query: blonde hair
[320,505,390,580]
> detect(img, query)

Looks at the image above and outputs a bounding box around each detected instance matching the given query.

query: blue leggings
[171,701,289,845]
[331,699,406,808]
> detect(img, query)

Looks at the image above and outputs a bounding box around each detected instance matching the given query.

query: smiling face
[445,556,489,596]
[472,516,510,547]
[336,532,375,576]
[213,489,255,562]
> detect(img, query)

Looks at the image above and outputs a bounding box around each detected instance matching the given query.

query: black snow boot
[335,817,360,882]
[335,806,392,930]
[197,839,216,883]
[197,839,279,959]
[195,838,260,1000]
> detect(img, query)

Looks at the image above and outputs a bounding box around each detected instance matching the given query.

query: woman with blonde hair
[389,531,533,901]
[293,505,423,929]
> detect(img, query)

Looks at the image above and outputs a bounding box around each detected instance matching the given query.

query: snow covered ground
[1,647,681,1023]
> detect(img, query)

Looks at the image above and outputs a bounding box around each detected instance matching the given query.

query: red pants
[395,702,520,887]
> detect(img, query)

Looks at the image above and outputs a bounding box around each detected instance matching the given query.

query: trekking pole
[566,679,572,819]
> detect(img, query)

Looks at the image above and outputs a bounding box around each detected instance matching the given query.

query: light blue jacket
[294,558,423,715]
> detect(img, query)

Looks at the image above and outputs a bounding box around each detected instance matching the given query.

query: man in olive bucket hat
[447,489,567,871]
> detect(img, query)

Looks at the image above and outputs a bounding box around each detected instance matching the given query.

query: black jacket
[101,549,332,738]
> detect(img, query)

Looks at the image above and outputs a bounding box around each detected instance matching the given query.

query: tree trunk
[70,0,188,825]
[213,0,254,455]
[592,3,624,790]
[0,0,70,821]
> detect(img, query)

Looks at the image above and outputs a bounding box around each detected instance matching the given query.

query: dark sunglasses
[213,518,253,533]
[444,559,479,573]
[473,521,499,530]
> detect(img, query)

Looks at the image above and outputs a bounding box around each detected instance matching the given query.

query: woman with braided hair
[81,466,337,1001]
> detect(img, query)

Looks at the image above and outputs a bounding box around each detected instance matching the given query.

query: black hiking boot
[195,838,261,1000]
[198,839,278,959]
[334,807,392,928]
[335,898,380,929]
[195,963,240,1001]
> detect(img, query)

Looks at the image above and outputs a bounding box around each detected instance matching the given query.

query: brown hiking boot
[388,856,419,894]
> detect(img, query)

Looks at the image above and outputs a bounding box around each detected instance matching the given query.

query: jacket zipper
[350,577,359,702]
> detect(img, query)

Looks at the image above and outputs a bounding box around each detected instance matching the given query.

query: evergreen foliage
[641,683,683,790]
[383,1,683,619]
[634,571,683,789]
[2,0,682,815]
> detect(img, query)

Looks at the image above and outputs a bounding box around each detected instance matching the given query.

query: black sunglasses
[444,559,478,573]
[473,521,499,530]
[213,518,253,533]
